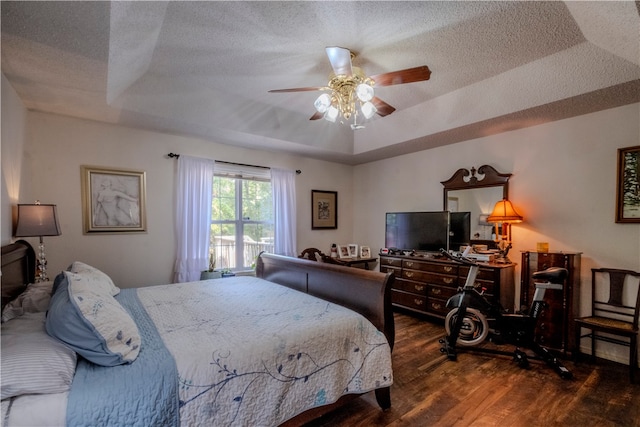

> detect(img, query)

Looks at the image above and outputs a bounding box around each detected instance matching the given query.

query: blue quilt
[66,289,179,427]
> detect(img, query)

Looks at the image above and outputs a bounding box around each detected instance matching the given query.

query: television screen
[385,211,450,252]
[449,211,471,251]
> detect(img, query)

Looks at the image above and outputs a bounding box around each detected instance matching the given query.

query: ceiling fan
[268,47,431,128]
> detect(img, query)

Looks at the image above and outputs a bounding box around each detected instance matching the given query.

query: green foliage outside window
[210,176,274,269]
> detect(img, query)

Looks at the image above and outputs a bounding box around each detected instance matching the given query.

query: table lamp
[487,198,523,262]
[15,201,62,282]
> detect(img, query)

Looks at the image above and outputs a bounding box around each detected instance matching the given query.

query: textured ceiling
[2,1,639,164]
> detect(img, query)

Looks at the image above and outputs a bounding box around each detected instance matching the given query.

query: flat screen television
[449,211,471,252]
[385,211,450,252]
[385,211,471,253]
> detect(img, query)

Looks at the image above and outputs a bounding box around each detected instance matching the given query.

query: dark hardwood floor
[304,312,640,427]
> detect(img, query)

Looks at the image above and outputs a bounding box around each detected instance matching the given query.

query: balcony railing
[211,238,274,270]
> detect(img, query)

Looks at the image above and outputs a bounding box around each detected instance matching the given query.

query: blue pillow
[45,272,140,366]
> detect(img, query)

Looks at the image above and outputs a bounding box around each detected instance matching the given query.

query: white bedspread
[137,276,393,426]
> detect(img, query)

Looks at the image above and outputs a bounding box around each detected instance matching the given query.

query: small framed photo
[360,246,371,258]
[311,190,337,229]
[348,244,358,258]
[81,165,147,233]
[616,146,640,223]
[337,245,350,259]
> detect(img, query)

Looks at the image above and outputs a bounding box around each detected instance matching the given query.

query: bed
[1,240,395,426]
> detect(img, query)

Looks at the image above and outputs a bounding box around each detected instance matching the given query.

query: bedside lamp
[487,198,523,262]
[15,201,62,282]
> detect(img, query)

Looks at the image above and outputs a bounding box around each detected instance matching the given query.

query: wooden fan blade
[326,46,352,76]
[268,87,324,93]
[372,97,396,117]
[370,65,431,87]
[309,111,324,120]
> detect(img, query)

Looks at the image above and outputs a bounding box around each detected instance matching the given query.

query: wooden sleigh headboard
[1,240,36,309]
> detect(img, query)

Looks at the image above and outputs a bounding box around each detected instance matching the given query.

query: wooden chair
[574,268,640,383]
[298,248,328,263]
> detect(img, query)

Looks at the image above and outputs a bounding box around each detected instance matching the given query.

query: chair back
[298,247,326,262]
[591,268,640,329]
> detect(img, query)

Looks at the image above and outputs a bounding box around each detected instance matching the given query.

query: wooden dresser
[380,254,516,319]
[520,251,581,353]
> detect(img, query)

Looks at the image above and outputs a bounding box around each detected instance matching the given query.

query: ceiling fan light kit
[269,46,431,130]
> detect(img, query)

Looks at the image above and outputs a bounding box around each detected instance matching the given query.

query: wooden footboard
[256,252,395,423]
[256,252,395,349]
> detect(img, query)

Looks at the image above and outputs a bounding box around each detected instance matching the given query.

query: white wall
[1,73,28,245]
[3,72,639,365]
[10,111,355,287]
[353,103,640,363]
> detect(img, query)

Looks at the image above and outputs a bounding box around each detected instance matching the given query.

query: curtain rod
[167,153,301,174]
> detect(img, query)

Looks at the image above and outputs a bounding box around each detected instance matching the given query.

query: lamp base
[36,241,49,282]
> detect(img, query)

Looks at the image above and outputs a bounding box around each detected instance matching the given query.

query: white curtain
[174,155,215,282]
[271,168,296,257]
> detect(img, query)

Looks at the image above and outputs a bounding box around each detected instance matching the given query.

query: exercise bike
[439,249,572,379]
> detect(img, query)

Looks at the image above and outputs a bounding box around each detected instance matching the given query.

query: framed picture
[616,146,640,223]
[348,244,358,258]
[311,190,337,229]
[81,165,147,233]
[337,244,350,259]
[360,246,371,258]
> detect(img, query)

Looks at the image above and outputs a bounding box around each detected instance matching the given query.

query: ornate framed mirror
[441,165,511,246]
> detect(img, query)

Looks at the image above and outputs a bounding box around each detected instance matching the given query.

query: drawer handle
[444,266,453,273]
[431,302,442,310]
[431,288,441,295]
[414,285,425,292]
[443,278,453,284]
[406,261,414,267]
[414,299,424,306]
[405,272,414,278]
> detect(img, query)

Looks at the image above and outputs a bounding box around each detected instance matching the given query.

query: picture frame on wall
[311,190,337,229]
[81,165,147,233]
[615,146,640,223]
[360,246,371,258]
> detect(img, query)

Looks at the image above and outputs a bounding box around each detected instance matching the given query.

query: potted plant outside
[200,253,222,280]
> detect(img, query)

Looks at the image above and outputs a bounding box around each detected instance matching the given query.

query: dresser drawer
[403,259,457,275]
[460,266,498,282]
[402,270,457,287]
[381,265,401,276]
[426,297,449,317]
[380,256,402,267]
[471,279,496,294]
[392,289,427,311]
[394,278,428,295]
[427,284,458,300]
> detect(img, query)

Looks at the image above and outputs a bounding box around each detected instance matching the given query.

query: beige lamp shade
[15,204,62,237]
[487,199,523,224]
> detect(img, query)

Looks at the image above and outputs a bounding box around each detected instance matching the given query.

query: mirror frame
[441,165,511,210]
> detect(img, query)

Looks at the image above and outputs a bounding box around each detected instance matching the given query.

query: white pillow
[1,312,77,399]
[46,271,140,366]
[68,261,120,296]
[1,281,54,323]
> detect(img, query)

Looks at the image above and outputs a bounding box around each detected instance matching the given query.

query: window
[209,166,273,270]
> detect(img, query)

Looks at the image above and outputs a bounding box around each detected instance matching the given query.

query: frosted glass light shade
[324,106,339,122]
[314,93,332,113]
[361,101,377,119]
[355,83,374,102]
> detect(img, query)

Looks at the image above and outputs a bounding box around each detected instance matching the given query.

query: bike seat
[532,267,568,283]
